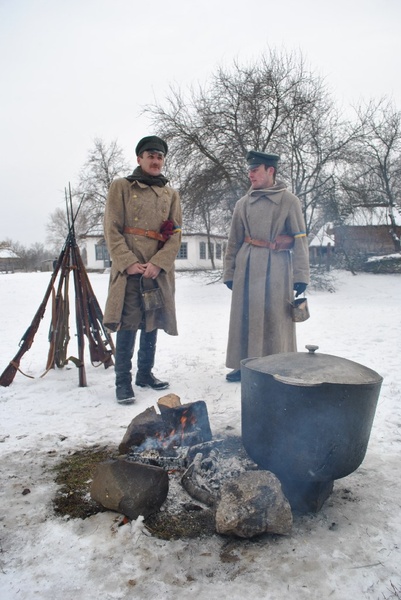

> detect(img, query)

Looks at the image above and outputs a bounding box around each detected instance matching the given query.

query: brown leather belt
[244,234,294,250]
[123,226,165,242]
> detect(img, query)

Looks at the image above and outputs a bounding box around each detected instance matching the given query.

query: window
[216,243,222,260]
[199,241,206,260]
[95,242,109,262]
[177,242,188,259]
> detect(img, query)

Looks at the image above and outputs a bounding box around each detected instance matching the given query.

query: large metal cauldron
[241,346,383,489]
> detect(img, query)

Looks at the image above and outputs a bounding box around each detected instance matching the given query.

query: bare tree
[76,138,130,230]
[45,139,129,256]
[146,48,347,236]
[46,202,88,253]
[340,98,401,251]
[276,88,364,234]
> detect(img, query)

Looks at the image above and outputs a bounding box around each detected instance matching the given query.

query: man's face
[137,150,165,176]
[248,164,274,189]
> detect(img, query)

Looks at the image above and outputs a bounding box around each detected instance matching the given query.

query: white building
[175,232,227,271]
[83,229,227,271]
[0,247,20,272]
[83,225,110,270]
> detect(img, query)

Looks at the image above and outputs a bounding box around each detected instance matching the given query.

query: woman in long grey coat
[223,151,310,382]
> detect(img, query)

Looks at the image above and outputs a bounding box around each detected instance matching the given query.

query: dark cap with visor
[135,136,168,156]
[247,150,280,169]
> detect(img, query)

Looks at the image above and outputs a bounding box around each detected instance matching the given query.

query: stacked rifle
[0,186,114,388]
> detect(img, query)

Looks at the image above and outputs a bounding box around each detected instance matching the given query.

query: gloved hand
[225,281,233,290]
[294,282,307,297]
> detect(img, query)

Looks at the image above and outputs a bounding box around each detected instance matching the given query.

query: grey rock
[118,406,167,454]
[215,470,292,538]
[90,459,168,519]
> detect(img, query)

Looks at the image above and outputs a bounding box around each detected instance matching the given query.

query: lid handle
[305,345,319,354]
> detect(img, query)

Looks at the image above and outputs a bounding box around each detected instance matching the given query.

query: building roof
[342,206,401,227]
[84,224,104,237]
[0,247,19,259]
[309,224,335,247]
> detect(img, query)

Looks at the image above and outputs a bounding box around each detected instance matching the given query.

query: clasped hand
[126,262,161,279]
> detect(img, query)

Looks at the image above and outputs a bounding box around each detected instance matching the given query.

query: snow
[367,254,401,264]
[0,269,401,600]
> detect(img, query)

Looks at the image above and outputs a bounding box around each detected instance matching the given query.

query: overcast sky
[1,0,400,246]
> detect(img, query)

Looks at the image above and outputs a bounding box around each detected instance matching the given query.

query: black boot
[226,369,241,382]
[135,329,169,390]
[115,330,136,404]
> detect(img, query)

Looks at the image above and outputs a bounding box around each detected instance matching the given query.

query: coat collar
[248,180,286,204]
[130,179,166,197]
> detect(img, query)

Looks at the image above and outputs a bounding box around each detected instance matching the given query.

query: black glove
[225,281,233,290]
[294,282,307,297]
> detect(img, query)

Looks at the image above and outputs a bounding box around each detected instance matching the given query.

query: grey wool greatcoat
[103,177,182,334]
[223,180,310,370]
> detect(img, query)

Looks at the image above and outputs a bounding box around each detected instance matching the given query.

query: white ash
[151,436,259,515]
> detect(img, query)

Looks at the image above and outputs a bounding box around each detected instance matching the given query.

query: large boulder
[215,470,292,538]
[90,459,168,519]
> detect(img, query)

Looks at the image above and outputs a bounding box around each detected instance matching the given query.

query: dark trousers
[114,329,158,385]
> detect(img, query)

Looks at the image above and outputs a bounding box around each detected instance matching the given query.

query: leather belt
[244,234,294,250]
[123,226,165,242]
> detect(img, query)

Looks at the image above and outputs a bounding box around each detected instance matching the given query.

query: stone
[215,470,293,538]
[90,459,168,519]
[118,406,167,454]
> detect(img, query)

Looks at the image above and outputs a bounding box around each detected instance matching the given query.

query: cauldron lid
[241,347,383,387]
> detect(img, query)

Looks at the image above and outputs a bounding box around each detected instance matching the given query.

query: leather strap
[245,236,274,248]
[123,226,165,242]
[244,234,294,250]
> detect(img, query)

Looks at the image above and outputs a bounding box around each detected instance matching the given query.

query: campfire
[90,393,293,539]
[119,393,213,455]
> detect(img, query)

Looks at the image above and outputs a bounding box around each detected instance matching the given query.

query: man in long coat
[103,135,182,403]
[223,150,310,382]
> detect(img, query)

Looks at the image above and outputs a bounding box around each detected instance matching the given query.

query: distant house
[331,206,401,256]
[0,247,20,273]
[309,223,335,266]
[83,229,227,271]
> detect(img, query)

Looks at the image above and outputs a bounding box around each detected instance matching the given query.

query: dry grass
[51,445,118,519]
[50,444,216,539]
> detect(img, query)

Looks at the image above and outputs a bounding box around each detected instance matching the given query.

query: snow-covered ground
[0,269,400,600]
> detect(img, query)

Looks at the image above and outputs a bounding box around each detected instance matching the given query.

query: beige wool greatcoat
[103,177,182,334]
[223,180,310,370]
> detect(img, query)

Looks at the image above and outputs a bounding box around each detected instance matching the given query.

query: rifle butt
[0,363,18,387]
[78,366,87,387]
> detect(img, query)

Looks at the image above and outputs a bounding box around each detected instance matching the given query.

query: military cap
[247,150,280,169]
[135,135,168,156]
